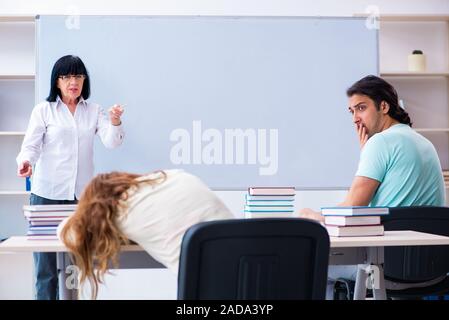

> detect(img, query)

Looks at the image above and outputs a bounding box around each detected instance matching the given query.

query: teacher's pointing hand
[109,104,124,126]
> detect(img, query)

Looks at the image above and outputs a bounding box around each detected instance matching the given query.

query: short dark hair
[46,55,91,102]
[346,75,412,127]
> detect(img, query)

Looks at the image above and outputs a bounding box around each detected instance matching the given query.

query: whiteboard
[36,16,378,189]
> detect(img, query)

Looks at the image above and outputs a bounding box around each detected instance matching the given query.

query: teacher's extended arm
[97,104,125,148]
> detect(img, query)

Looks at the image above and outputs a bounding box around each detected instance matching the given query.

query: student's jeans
[30,193,77,300]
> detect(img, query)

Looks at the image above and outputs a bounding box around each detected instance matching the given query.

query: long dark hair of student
[60,170,166,299]
[347,75,412,127]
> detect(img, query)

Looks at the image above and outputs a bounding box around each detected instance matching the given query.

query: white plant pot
[408,54,426,72]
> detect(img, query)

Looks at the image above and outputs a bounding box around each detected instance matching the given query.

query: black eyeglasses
[58,74,86,81]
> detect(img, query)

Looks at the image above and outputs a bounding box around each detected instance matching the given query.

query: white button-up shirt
[16,96,125,200]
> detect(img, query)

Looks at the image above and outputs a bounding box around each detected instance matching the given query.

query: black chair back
[382,206,449,282]
[177,218,330,300]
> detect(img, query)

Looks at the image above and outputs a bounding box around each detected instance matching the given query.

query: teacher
[16,55,125,300]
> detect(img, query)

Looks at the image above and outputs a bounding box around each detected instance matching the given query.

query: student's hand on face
[298,208,324,223]
[356,123,369,149]
[109,104,124,126]
[17,160,32,177]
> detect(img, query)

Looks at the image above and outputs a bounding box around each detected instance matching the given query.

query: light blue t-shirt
[355,123,445,207]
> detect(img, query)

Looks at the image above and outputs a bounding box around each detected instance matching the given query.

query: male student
[299,75,446,298]
[300,75,445,222]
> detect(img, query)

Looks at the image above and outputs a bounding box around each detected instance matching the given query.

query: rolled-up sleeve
[96,107,125,148]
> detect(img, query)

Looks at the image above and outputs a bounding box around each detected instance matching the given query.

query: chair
[177,218,330,300]
[382,206,449,299]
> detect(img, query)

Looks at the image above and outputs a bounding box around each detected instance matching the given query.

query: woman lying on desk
[58,169,233,299]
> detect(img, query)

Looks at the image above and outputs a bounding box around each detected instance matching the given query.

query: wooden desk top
[0,237,143,253]
[330,230,449,248]
[2,231,449,253]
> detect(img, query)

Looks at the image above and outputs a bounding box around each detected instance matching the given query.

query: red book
[326,225,384,237]
[324,215,381,226]
[248,187,295,196]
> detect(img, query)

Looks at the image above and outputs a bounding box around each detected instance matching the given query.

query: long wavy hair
[60,170,166,299]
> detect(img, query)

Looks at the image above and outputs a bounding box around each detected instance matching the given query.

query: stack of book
[23,204,77,240]
[321,206,389,237]
[443,170,449,188]
[244,187,295,218]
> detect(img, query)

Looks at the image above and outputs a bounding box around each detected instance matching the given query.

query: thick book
[27,230,57,235]
[324,215,381,226]
[246,194,295,201]
[23,204,77,212]
[244,207,294,213]
[26,235,59,240]
[245,200,294,206]
[245,205,294,211]
[321,206,389,216]
[245,212,295,219]
[29,220,62,226]
[248,187,295,196]
[24,212,72,218]
[26,216,67,222]
[28,225,58,230]
[326,224,384,237]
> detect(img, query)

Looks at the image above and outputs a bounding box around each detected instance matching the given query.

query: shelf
[0,16,35,22]
[354,14,449,22]
[380,72,449,77]
[0,191,30,196]
[379,15,449,22]
[0,74,35,80]
[414,128,449,133]
[0,132,26,136]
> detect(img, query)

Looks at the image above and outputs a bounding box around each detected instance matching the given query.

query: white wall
[0,253,33,299]
[0,0,448,16]
[0,0,448,300]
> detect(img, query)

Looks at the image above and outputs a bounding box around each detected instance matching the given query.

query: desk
[329,230,449,299]
[0,237,165,300]
[2,230,449,300]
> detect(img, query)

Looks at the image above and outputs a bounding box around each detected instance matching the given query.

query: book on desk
[23,205,77,240]
[322,206,388,237]
[321,206,389,216]
[324,215,381,226]
[325,224,385,237]
[245,186,295,218]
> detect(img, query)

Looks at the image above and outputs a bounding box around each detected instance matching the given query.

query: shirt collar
[55,95,88,108]
[78,96,87,106]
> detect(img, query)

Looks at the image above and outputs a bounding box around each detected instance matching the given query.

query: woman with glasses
[16,55,125,300]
